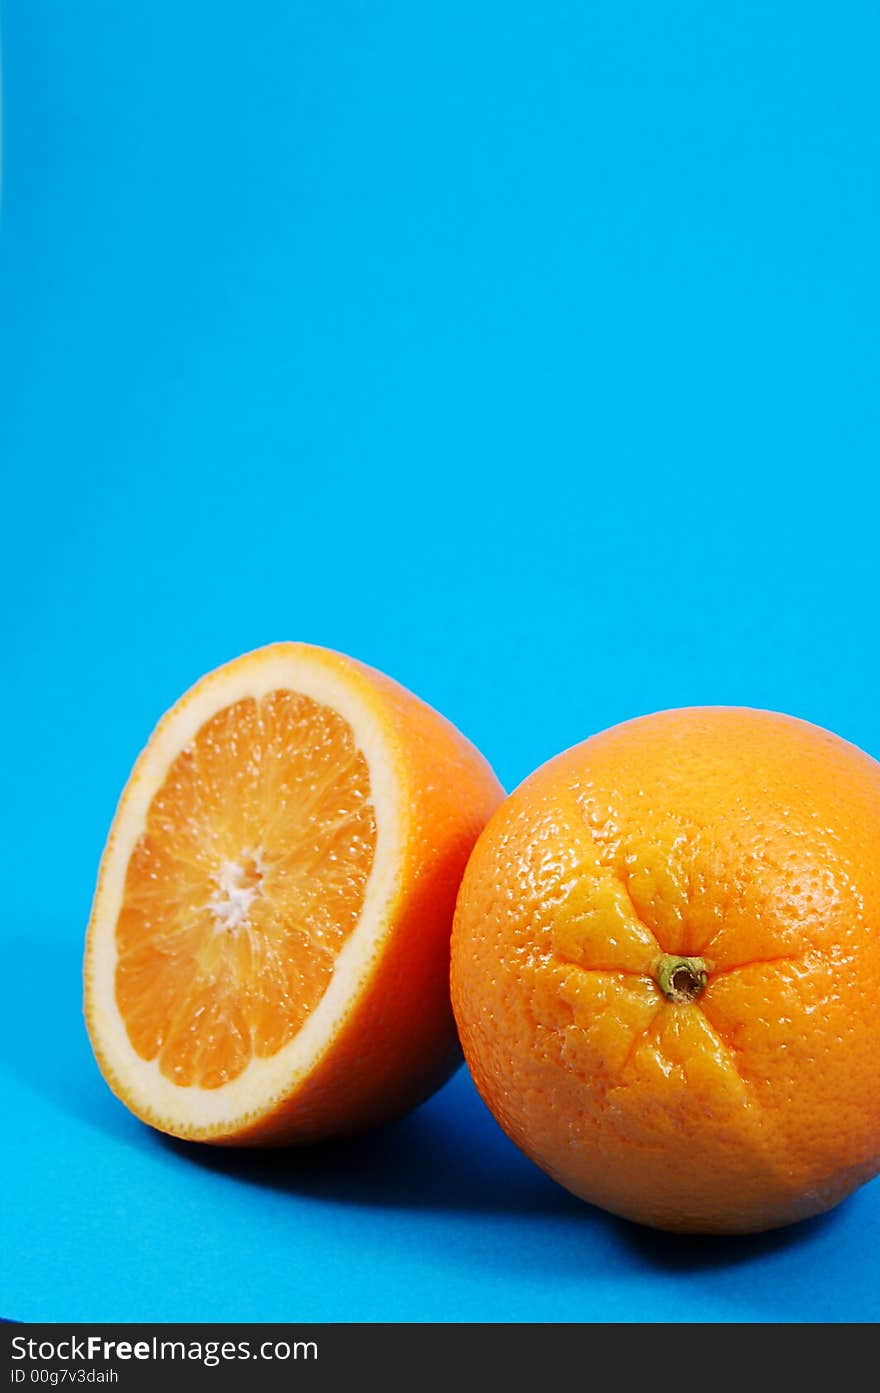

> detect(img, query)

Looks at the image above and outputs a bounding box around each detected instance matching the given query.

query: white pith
[85,648,403,1134]
[208,853,264,932]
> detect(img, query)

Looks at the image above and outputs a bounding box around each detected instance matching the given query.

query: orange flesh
[115,691,377,1089]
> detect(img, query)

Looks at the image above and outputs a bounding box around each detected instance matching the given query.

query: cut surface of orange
[85,643,503,1143]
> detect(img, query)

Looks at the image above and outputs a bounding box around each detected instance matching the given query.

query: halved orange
[84,643,503,1143]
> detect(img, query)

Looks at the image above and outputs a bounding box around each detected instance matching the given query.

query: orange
[85,643,503,1143]
[451,707,880,1234]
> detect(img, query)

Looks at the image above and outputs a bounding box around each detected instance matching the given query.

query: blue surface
[2,1,879,1323]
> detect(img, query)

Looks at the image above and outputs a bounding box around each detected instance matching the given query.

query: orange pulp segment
[115,691,377,1090]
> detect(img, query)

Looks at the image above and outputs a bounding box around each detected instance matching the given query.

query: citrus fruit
[451,707,880,1233]
[85,642,503,1144]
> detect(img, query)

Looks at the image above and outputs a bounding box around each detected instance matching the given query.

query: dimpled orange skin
[451,708,880,1234]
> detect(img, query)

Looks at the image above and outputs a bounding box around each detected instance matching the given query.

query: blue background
[2,1,879,1322]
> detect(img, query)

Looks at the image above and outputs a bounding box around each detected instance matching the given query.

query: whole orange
[451,707,880,1234]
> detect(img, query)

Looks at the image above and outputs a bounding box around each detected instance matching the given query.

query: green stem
[654,954,710,1004]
